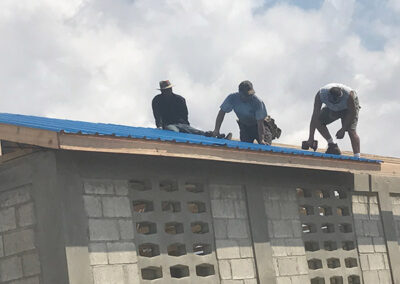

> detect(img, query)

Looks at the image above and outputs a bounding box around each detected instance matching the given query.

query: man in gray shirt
[212,81,272,144]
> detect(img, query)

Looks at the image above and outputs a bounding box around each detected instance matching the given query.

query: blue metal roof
[0,113,380,163]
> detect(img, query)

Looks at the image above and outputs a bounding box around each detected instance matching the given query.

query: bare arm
[212,109,226,136]
[308,93,322,142]
[342,92,356,131]
[257,119,265,144]
[152,97,162,128]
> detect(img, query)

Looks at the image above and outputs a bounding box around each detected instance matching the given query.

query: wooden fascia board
[59,133,381,172]
[0,123,59,149]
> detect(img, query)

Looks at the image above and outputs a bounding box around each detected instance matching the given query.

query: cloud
[0,0,399,157]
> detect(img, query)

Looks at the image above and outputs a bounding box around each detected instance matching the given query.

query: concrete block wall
[0,184,41,284]
[263,187,309,284]
[210,184,257,284]
[352,194,392,284]
[392,195,400,255]
[83,179,140,284]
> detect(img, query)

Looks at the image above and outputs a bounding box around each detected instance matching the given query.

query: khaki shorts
[319,107,359,130]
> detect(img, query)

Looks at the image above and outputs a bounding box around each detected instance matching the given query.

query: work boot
[325,143,341,155]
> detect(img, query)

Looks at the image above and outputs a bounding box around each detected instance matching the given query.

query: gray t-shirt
[319,83,357,112]
[220,92,267,126]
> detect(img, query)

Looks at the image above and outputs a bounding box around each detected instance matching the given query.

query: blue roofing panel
[0,113,381,163]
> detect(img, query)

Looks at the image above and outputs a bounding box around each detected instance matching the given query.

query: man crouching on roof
[212,80,275,145]
[152,80,231,139]
[304,83,361,157]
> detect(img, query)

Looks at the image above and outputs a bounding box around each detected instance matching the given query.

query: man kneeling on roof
[304,83,361,157]
[212,80,281,145]
[152,80,231,139]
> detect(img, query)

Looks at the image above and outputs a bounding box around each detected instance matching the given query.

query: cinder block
[89,219,119,241]
[124,264,140,284]
[353,203,369,218]
[83,196,102,217]
[107,242,137,264]
[244,279,257,284]
[265,190,282,201]
[277,257,298,276]
[219,260,232,279]
[211,200,235,219]
[22,252,41,276]
[363,220,380,237]
[210,185,243,200]
[359,254,369,270]
[372,237,387,252]
[354,219,364,235]
[221,280,244,284]
[285,239,305,256]
[280,201,299,220]
[102,197,132,218]
[17,203,36,227]
[378,270,392,283]
[93,265,124,284]
[114,181,129,196]
[363,270,379,284]
[296,256,308,275]
[272,220,293,238]
[357,237,374,253]
[84,180,114,195]
[291,275,309,284]
[0,186,31,208]
[369,204,380,220]
[234,200,247,219]
[118,220,135,240]
[276,277,292,284]
[227,219,248,239]
[368,254,385,270]
[271,239,287,257]
[8,276,40,284]
[214,219,228,239]
[272,258,279,276]
[264,201,281,219]
[89,243,108,265]
[383,253,390,269]
[4,229,35,256]
[0,236,3,257]
[0,207,17,232]
[0,256,23,282]
[230,259,256,279]
[216,240,240,259]
[238,239,254,258]
[291,220,302,238]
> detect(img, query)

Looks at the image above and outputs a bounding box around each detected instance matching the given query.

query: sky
[0,0,399,157]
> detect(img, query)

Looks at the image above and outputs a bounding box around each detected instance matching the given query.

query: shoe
[325,143,341,155]
[225,132,232,140]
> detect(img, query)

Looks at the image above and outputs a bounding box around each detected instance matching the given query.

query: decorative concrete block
[234,200,247,219]
[22,252,41,276]
[363,221,380,237]
[0,186,31,208]
[285,239,305,256]
[272,220,293,238]
[219,260,232,279]
[17,203,36,227]
[216,240,240,259]
[89,243,108,265]
[102,197,132,218]
[271,239,287,257]
[238,239,254,258]
[211,200,235,218]
[0,256,23,282]
[84,180,114,195]
[231,259,255,279]
[89,219,119,241]
[363,270,379,284]
[83,196,102,217]
[93,265,124,284]
[372,237,387,252]
[4,229,35,256]
[227,219,248,239]
[276,277,292,284]
[277,257,298,276]
[107,242,137,264]
[214,219,228,239]
[118,220,135,240]
[114,181,129,196]
[367,254,385,270]
[358,237,374,253]
[0,207,17,232]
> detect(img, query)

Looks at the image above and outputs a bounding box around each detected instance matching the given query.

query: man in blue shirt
[212,81,272,144]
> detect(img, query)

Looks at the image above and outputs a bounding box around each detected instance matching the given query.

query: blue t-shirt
[220,92,268,126]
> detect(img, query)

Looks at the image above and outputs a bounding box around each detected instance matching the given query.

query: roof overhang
[0,123,381,172]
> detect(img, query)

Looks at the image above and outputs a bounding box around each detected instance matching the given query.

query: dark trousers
[238,121,272,145]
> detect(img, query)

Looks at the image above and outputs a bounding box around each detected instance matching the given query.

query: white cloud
[0,0,399,157]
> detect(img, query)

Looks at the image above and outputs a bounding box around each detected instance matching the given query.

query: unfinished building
[0,113,399,284]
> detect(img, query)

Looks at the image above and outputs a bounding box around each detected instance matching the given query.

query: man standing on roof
[305,83,361,157]
[212,80,276,145]
[152,80,231,139]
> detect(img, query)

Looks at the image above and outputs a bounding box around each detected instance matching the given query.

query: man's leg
[348,130,360,155]
[239,122,255,143]
[176,123,206,135]
[318,108,341,155]
[165,124,180,132]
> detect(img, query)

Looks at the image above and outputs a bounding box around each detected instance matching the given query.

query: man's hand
[258,140,267,145]
[212,130,220,137]
[336,129,345,139]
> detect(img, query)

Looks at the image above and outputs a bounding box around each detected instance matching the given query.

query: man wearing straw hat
[152,80,231,139]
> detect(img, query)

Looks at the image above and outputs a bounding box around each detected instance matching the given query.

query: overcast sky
[0,0,399,157]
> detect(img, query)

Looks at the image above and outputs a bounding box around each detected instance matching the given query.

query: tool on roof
[302,140,318,151]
